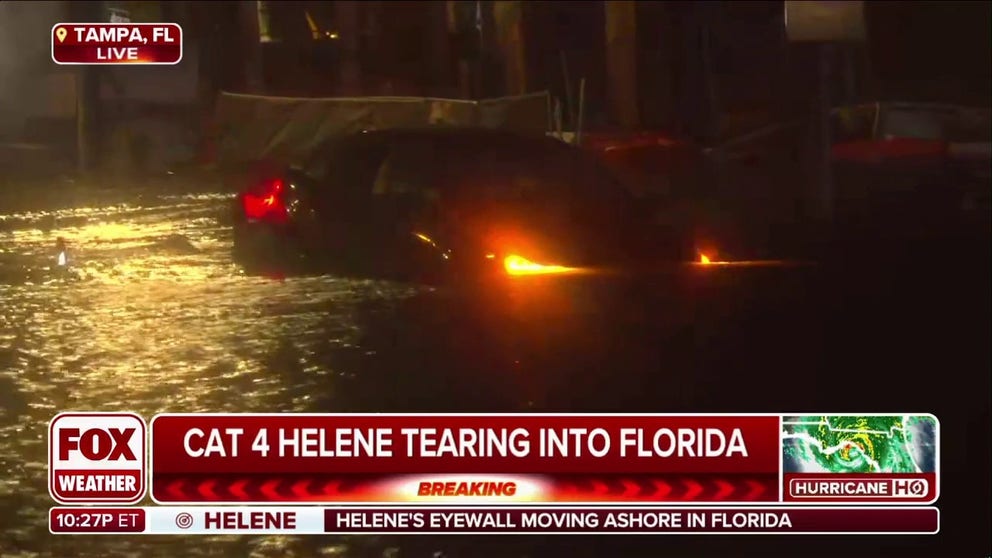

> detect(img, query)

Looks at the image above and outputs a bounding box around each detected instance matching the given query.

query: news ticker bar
[50,413,941,505]
[50,506,939,535]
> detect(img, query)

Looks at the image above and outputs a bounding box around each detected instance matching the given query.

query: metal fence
[209,91,551,168]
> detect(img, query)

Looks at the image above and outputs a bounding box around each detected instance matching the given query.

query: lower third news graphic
[47,412,940,535]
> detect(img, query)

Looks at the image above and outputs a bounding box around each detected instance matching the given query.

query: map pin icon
[56,27,67,43]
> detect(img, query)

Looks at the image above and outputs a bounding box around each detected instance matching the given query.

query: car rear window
[302,135,390,196]
[372,140,441,199]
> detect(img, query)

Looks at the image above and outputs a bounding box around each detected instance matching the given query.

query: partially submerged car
[232,127,697,284]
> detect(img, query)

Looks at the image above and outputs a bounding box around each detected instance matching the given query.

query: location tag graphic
[52,23,183,65]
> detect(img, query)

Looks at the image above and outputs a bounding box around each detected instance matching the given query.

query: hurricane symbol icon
[175,512,194,529]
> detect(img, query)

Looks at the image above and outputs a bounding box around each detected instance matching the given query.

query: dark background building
[0,1,988,178]
[194,0,992,141]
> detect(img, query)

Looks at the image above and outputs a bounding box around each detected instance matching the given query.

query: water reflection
[0,185,417,557]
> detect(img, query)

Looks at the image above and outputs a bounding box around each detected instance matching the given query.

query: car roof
[301,126,633,201]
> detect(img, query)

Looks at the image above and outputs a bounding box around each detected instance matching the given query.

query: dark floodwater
[0,178,987,557]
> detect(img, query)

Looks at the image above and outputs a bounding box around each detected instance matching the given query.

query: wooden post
[428,0,453,96]
[71,0,103,174]
[493,1,526,96]
[700,3,720,143]
[816,44,834,222]
[334,1,363,95]
[605,1,639,129]
[446,1,477,98]
[76,68,97,174]
[239,1,264,93]
[641,2,676,129]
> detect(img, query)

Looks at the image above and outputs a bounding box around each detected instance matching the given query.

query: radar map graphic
[782,415,938,473]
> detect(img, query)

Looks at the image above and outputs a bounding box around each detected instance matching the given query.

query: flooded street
[0,178,987,558]
[0,179,426,557]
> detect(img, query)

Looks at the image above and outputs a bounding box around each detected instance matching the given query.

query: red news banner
[148,413,938,505]
[152,414,776,504]
[52,23,182,65]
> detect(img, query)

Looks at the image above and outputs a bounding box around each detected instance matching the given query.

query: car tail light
[241,178,288,223]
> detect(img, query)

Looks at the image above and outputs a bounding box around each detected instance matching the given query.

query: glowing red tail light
[241,178,288,223]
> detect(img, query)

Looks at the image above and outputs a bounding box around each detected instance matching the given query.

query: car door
[366,137,449,278]
[438,136,657,265]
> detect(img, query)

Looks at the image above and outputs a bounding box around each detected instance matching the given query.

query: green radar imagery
[782,415,937,474]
